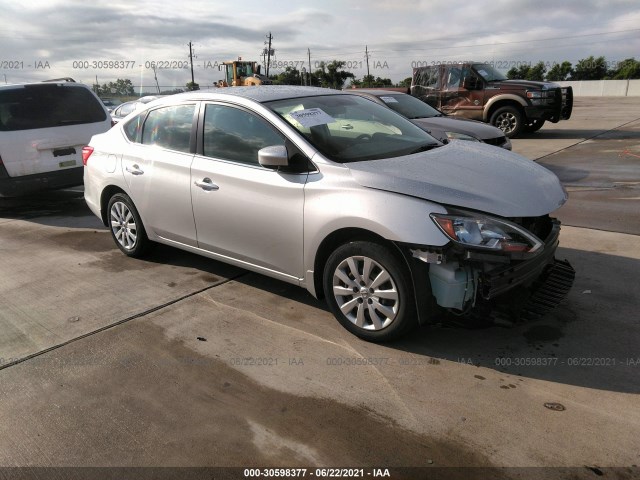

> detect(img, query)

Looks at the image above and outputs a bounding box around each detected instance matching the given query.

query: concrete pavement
[0,98,639,478]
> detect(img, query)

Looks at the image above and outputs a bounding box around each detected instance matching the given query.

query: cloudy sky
[1,0,639,91]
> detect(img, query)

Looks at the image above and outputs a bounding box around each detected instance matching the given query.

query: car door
[190,103,307,280]
[440,65,484,120]
[121,103,198,246]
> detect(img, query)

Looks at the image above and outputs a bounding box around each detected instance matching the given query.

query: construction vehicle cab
[217,59,272,87]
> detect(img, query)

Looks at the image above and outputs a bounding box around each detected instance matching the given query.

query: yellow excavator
[217,58,272,87]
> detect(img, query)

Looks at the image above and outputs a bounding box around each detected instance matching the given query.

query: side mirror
[258,145,289,169]
[462,76,480,90]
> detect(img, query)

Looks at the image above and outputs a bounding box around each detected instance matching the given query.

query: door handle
[341,124,354,130]
[194,178,219,191]
[126,164,144,175]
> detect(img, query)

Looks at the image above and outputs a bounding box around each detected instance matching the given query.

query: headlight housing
[526,89,556,105]
[445,131,480,142]
[430,212,543,255]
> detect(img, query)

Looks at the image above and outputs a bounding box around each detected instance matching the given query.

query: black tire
[107,192,150,258]
[490,105,523,138]
[523,119,545,133]
[323,241,417,342]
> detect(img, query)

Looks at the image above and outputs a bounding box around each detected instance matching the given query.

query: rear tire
[323,241,417,342]
[107,193,150,258]
[490,105,523,138]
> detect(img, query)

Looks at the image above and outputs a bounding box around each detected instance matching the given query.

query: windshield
[373,93,442,119]
[267,94,439,163]
[472,64,507,82]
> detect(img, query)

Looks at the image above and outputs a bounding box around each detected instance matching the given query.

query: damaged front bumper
[408,217,575,323]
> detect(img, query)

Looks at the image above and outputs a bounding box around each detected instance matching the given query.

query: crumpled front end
[409,213,575,324]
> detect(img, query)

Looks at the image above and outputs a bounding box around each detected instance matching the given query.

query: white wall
[555,80,640,96]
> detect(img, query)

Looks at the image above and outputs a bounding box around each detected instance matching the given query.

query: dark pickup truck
[410,62,573,138]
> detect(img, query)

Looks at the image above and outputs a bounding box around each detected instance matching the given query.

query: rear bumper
[0,165,83,197]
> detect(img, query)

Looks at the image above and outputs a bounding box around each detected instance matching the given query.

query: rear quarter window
[0,84,107,131]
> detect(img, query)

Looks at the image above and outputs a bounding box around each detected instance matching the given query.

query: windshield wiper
[408,143,440,154]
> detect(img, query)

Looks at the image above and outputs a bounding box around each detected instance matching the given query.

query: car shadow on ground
[5,190,638,395]
[536,162,591,183]
[0,188,103,229]
[223,246,639,395]
[521,127,640,141]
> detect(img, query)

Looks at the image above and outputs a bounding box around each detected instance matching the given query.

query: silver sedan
[83,86,573,342]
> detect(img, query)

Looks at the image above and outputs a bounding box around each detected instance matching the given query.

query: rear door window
[141,104,195,153]
[0,84,106,131]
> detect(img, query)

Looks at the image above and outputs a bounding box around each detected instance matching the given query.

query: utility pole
[188,41,196,86]
[365,45,371,87]
[152,66,160,94]
[308,48,312,86]
[264,32,274,77]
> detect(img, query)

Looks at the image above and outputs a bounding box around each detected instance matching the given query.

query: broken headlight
[430,212,543,254]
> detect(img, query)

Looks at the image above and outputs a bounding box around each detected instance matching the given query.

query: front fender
[302,165,449,294]
[483,95,528,121]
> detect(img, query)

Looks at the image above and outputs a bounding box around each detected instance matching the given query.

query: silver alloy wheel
[110,201,138,250]
[332,255,399,330]
[495,111,518,134]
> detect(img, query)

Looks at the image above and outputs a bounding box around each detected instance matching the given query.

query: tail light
[82,146,94,166]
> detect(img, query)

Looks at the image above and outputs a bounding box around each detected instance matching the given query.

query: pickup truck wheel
[523,119,545,133]
[324,241,417,342]
[490,106,523,138]
[107,193,150,258]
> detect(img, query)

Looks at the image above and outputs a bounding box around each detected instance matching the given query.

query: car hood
[411,117,504,141]
[346,142,567,217]
[491,79,560,90]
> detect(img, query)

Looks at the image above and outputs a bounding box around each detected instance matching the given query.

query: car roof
[152,86,345,106]
[0,81,91,91]
[349,89,406,97]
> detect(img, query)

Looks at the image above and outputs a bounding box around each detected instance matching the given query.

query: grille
[520,259,575,320]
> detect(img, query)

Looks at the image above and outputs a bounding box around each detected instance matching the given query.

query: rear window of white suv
[0,84,107,131]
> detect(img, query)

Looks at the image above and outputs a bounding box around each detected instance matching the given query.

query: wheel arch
[312,228,402,301]
[484,96,527,122]
[312,227,437,327]
[99,185,128,226]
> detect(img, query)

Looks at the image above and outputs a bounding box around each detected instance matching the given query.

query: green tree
[546,61,573,81]
[572,56,607,80]
[526,61,547,81]
[98,78,135,96]
[506,64,531,80]
[607,58,640,79]
[272,67,302,85]
[361,74,375,87]
[397,77,412,88]
[186,81,200,91]
[313,60,355,89]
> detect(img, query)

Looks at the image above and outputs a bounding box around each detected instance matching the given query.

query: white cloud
[0,0,638,87]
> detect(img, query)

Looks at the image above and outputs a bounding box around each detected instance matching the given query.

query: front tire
[107,193,150,258]
[523,119,545,133]
[490,105,523,138]
[323,241,417,342]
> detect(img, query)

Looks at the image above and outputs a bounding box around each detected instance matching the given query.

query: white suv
[0,80,112,197]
